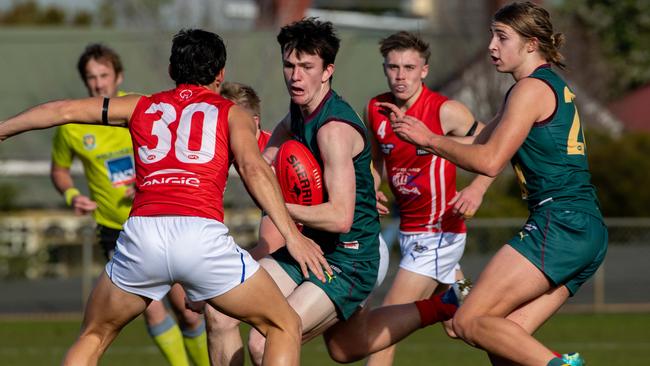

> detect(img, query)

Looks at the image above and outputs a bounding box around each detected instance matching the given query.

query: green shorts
[271,247,379,320]
[508,209,608,295]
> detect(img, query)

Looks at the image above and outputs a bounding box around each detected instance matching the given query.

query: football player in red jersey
[0,29,331,366]
[365,31,494,366]
[53,42,209,366]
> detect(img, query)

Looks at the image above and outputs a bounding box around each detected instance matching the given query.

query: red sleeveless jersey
[257,130,271,151]
[129,84,234,222]
[367,85,466,233]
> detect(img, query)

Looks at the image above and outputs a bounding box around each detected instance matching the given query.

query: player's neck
[299,83,331,117]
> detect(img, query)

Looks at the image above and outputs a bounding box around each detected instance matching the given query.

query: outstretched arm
[0,95,141,141]
[379,78,551,177]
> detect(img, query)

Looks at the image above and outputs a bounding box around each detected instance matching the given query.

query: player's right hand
[285,231,332,283]
[71,195,97,216]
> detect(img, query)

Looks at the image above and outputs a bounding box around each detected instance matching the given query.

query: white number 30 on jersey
[138,102,219,164]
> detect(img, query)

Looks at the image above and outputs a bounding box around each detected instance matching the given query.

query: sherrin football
[273,140,324,205]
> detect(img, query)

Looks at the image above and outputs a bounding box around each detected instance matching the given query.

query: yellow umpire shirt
[51,92,134,230]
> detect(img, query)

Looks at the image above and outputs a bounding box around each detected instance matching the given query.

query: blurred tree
[71,10,93,27]
[558,0,650,101]
[39,6,65,25]
[0,0,67,26]
[97,1,116,27]
[1,0,41,24]
[587,130,650,217]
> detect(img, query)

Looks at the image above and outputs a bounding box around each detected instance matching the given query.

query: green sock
[547,357,570,366]
[148,315,190,366]
[182,321,209,366]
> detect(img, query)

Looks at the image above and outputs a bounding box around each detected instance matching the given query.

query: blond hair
[379,31,431,64]
[494,1,566,69]
[220,82,261,116]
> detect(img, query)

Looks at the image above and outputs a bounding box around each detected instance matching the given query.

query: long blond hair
[494,1,566,69]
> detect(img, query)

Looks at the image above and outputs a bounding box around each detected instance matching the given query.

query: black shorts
[96,224,121,260]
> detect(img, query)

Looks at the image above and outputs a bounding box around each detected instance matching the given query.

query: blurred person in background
[50,43,209,366]
[364,30,492,366]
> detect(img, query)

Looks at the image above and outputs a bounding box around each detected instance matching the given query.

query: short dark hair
[220,82,261,117]
[169,29,227,86]
[277,17,340,67]
[379,31,431,64]
[77,43,123,82]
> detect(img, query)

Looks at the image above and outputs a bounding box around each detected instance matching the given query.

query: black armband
[465,120,479,136]
[102,97,110,125]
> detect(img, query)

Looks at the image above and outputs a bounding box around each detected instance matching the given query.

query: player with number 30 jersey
[129,84,232,221]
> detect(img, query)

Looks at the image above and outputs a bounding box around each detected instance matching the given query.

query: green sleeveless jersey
[510,65,602,218]
[289,90,380,261]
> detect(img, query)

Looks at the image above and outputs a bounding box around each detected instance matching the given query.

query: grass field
[1,313,649,365]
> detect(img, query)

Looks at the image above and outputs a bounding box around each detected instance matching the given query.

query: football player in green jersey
[51,43,209,366]
[244,18,469,366]
[381,2,606,366]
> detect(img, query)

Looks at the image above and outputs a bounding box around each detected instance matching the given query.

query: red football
[274,140,324,205]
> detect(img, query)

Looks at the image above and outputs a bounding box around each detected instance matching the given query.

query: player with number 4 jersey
[364,31,494,366]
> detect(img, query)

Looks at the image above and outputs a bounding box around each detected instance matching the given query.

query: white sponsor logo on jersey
[141,169,200,187]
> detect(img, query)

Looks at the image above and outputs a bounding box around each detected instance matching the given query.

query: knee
[325,343,362,364]
[143,301,168,325]
[271,306,302,341]
[205,306,240,334]
[322,330,365,364]
[284,308,302,339]
[451,310,485,346]
[247,330,266,364]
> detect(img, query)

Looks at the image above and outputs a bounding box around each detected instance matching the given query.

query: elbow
[238,161,263,182]
[333,214,353,234]
[479,160,504,178]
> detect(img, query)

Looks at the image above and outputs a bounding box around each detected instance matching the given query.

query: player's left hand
[449,185,484,219]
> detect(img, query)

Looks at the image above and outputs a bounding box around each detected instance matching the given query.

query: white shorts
[359,234,390,308]
[399,231,466,284]
[106,216,259,301]
[375,234,390,289]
